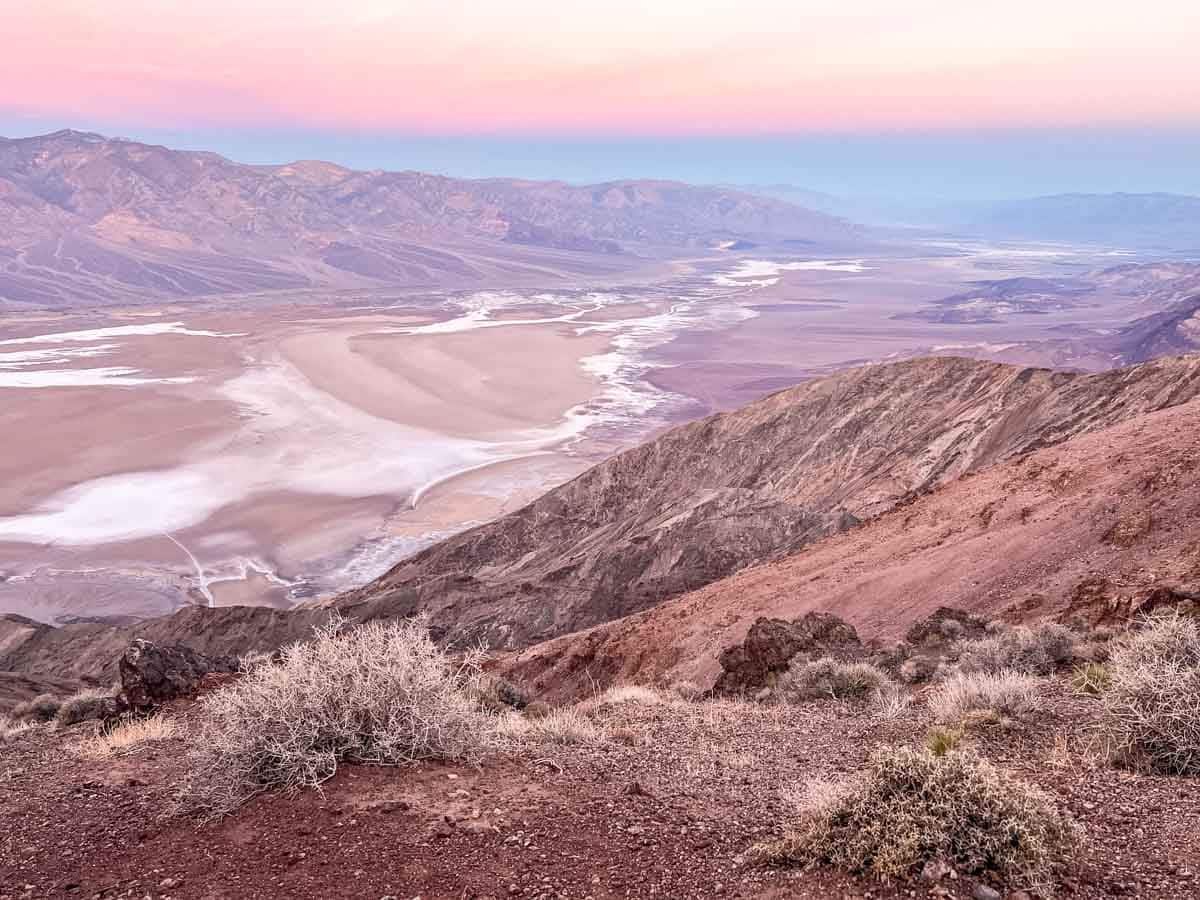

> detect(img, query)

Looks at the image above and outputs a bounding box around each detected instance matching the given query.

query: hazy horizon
[5,119,1200,207]
[3,0,1198,206]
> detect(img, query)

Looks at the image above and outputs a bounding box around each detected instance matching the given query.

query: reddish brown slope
[501,395,1200,699]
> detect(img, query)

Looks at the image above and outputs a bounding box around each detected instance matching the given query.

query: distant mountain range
[964,192,1200,250]
[735,184,1200,251]
[0,130,857,308]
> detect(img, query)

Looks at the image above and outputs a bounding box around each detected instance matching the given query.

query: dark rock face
[713,612,862,696]
[118,640,239,710]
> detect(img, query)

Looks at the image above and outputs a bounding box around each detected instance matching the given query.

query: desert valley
[2,90,1200,900]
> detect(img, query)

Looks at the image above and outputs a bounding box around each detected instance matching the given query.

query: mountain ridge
[0,130,858,308]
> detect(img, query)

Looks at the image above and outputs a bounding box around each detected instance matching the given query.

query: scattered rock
[713,612,863,695]
[118,639,238,710]
[972,884,1001,900]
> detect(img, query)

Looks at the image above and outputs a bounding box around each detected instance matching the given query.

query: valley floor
[3,681,1198,899]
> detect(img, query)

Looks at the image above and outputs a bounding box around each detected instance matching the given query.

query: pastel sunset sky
[3,0,1199,199]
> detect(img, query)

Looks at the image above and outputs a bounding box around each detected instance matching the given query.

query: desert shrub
[182,617,495,814]
[495,707,604,746]
[578,684,667,715]
[0,716,35,743]
[472,675,531,713]
[777,659,889,703]
[74,715,178,760]
[958,623,1078,676]
[1072,662,1111,696]
[56,689,119,727]
[871,682,911,720]
[753,746,1078,888]
[11,693,61,723]
[1101,611,1200,774]
[929,671,1039,723]
[926,725,964,756]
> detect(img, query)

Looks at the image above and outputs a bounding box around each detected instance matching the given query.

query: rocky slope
[500,391,1200,699]
[6,352,1200,693]
[336,353,1200,649]
[0,130,856,308]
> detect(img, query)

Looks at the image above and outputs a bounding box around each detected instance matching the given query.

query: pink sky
[3,0,1198,135]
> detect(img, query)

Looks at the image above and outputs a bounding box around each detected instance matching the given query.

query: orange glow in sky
[2,0,1198,135]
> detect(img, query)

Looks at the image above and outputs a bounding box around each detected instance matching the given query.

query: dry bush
[926,725,965,756]
[577,684,667,717]
[0,716,36,743]
[56,689,119,727]
[871,682,912,720]
[1101,611,1200,774]
[73,715,178,760]
[929,671,1040,723]
[495,707,605,746]
[181,617,496,815]
[958,623,1078,676]
[753,746,1078,888]
[777,659,890,703]
[1072,662,1111,696]
[11,693,62,723]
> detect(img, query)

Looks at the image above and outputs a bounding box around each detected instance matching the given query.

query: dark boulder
[713,612,862,695]
[118,640,239,711]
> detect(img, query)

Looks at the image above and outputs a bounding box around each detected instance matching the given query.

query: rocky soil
[3,678,1198,899]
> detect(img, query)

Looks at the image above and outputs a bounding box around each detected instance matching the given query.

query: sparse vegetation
[670,680,705,701]
[1101,610,1200,774]
[776,659,890,703]
[55,688,119,726]
[495,707,605,746]
[11,693,62,723]
[0,715,36,743]
[753,746,1078,888]
[73,715,178,760]
[871,682,911,720]
[926,725,964,756]
[958,622,1077,676]
[181,617,497,815]
[929,670,1039,723]
[1072,662,1111,696]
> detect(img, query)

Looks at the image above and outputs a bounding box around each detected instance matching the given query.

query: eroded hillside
[338,354,1200,649]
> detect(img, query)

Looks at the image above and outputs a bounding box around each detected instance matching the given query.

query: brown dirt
[3,681,1198,899]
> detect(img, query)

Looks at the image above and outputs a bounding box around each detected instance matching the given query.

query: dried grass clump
[0,715,36,743]
[495,707,605,746]
[929,671,1040,723]
[73,715,178,759]
[11,693,62,723]
[958,623,1077,676]
[753,746,1078,888]
[777,659,890,703]
[926,725,965,756]
[1072,662,1111,696]
[182,617,496,815]
[1101,611,1200,774]
[871,682,912,720]
[56,689,119,727]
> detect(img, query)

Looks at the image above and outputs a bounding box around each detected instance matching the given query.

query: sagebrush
[777,659,889,703]
[181,617,496,815]
[56,689,118,726]
[753,746,1078,888]
[1101,611,1200,775]
[11,693,61,723]
[929,670,1039,723]
[958,623,1077,676]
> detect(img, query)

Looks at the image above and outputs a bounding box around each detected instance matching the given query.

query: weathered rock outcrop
[118,640,239,711]
[713,613,863,695]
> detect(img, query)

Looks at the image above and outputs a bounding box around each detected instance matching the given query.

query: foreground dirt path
[4,690,1200,899]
